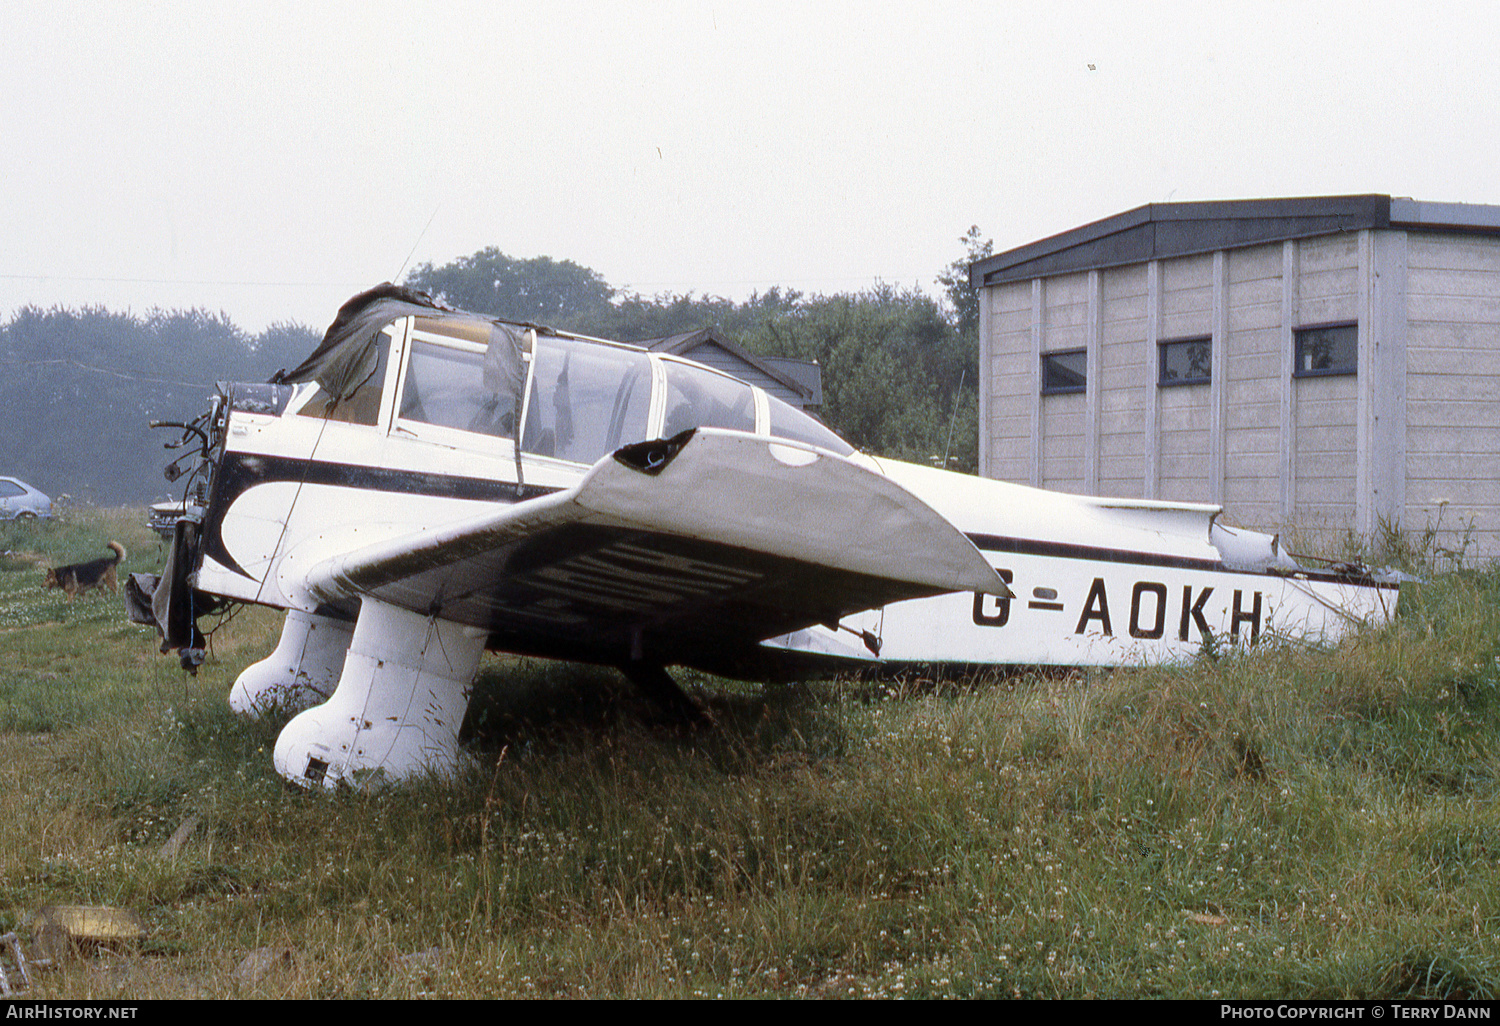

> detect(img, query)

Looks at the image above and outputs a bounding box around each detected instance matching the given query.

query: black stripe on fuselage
[224,452,559,503]
[964,533,1400,591]
[202,450,560,582]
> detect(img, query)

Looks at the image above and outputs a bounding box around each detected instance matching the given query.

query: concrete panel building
[971,196,1500,558]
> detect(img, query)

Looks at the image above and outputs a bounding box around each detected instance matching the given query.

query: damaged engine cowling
[134,391,238,672]
[126,516,216,672]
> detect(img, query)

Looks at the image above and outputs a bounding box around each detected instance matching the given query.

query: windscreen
[766,393,854,455]
[660,360,757,438]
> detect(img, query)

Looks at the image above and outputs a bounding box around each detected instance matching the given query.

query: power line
[616,275,934,291]
[0,270,937,294]
[0,273,366,288]
[0,357,211,389]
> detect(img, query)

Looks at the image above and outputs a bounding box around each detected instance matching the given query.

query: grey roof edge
[762,357,823,405]
[644,327,716,354]
[965,194,1499,287]
[1390,198,1500,232]
[642,327,817,401]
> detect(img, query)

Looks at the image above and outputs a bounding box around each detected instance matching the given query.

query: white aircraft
[141,285,1401,790]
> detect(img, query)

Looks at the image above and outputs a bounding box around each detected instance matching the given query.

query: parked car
[148,501,187,539]
[0,477,52,521]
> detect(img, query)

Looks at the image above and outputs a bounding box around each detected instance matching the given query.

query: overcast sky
[5,1,1499,336]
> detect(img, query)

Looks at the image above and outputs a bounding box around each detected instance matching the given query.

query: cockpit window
[295,326,391,425]
[660,360,757,438]
[766,393,855,455]
[522,337,651,463]
[399,340,516,438]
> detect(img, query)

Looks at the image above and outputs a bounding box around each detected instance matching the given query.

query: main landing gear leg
[230,609,355,718]
[273,601,485,790]
[619,663,714,727]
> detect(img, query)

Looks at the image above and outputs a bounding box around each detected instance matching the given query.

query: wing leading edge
[300,429,1008,673]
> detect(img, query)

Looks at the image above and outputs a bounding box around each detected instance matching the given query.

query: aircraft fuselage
[147,290,1400,788]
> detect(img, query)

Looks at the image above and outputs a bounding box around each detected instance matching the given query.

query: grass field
[0,508,1497,999]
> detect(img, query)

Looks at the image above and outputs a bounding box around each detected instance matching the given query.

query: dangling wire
[393,205,439,284]
[942,368,966,469]
[255,354,382,604]
[252,411,331,607]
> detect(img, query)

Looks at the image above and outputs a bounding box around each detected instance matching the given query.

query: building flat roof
[970,195,1500,288]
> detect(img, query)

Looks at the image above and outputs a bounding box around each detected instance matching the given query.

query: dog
[44,541,127,602]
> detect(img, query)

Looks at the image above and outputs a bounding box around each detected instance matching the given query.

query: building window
[1041,349,1087,394]
[1159,336,1212,386]
[1294,323,1358,377]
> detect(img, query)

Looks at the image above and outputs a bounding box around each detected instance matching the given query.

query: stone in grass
[233,947,295,986]
[397,947,445,974]
[30,906,147,964]
[158,814,201,860]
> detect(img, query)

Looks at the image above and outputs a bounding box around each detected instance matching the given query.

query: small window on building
[1159,336,1211,386]
[1294,323,1358,377]
[1041,349,1087,395]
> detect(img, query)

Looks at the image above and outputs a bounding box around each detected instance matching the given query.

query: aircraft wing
[299,429,1008,674]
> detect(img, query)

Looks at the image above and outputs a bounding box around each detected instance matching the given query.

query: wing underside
[303,430,1006,674]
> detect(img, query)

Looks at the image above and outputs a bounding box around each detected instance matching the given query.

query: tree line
[0,308,320,506]
[0,229,991,505]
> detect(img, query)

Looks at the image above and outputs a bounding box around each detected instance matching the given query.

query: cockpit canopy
[277,294,852,466]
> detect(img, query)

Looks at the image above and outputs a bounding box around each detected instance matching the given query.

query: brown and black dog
[44,541,127,602]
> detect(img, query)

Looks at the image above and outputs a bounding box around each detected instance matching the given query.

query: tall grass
[0,509,1497,997]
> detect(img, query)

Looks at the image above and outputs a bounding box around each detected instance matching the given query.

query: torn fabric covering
[123,572,160,629]
[273,285,531,431]
[125,525,208,670]
[151,527,182,644]
[155,520,206,657]
[482,321,527,418]
[272,283,447,398]
[485,322,529,491]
